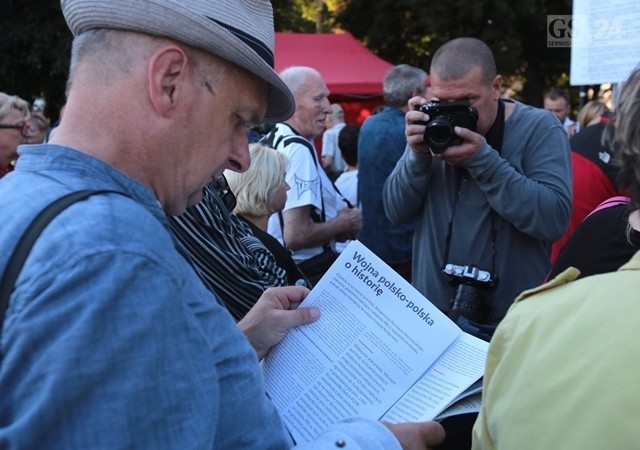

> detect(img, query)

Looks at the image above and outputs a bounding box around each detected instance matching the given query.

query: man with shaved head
[384,38,571,446]
[384,37,572,331]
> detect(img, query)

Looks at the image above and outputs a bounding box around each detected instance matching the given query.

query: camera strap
[484,98,506,155]
[441,98,507,274]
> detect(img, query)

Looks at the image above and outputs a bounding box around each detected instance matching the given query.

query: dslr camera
[416,100,479,153]
[442,263,497,324]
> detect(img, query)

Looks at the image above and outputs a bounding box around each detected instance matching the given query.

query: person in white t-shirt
[263,66,361,284]
[321,103,346,181]
[334,124,360,253]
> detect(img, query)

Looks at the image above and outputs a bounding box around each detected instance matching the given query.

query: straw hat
[61,0,295,122]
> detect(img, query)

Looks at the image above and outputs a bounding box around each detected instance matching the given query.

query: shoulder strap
[263,127,329,222]
[283,136,318,161]
[585,195,632,221]
[258,128,278,149]
[281,136,353,208]
[0,189,121,337]
[261,125,320,166]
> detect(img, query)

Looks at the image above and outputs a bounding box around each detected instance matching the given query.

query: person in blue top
[0,1,444,449]
[358,64,430,282]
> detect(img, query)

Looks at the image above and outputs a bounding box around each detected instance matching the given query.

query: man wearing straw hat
[0,1,444,449]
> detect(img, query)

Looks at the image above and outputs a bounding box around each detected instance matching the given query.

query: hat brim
[62,0,294,122]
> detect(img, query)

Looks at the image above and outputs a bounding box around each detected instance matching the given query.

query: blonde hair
[225,143,289,217]
[577,100,609,129]
[0,92,30,121]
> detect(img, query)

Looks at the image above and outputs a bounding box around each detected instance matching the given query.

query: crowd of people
[1,0,639,448]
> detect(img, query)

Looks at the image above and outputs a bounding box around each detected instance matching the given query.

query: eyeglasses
[0,122,29,136]
[212,174,237,212]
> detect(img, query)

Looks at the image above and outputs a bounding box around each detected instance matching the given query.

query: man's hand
[405,95,432,155]
[434,126,486,166]
[384,421,446,450]
[335,205,362,241]
[321,154,333,169]
[238,286,320,359]
[406,95,486,165]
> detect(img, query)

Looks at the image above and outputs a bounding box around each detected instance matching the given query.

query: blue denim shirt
[357,107,416,264]
[0,145,399,449]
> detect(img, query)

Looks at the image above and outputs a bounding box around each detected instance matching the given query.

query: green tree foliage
[272,0,316,31]
[334,0,574,105]
[273,0,346,32]
[0,0,576,118]
[0,1,72,121]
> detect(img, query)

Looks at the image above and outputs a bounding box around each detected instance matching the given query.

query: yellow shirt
[473,251,640,449]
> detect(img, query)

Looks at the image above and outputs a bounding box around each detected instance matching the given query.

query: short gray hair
[383,64,427,108]
[67,29,150,94]
[68,29,224,94]
[279,66,323,100]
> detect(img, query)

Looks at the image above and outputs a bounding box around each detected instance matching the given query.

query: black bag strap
[284,136,330,221]
[279,136,354,208]
[261,126,327,220]
[0,189,121,337]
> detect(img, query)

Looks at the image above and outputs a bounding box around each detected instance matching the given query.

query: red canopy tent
[274,32,394,124]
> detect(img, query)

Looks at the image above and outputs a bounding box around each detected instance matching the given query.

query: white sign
[570,0,640,85]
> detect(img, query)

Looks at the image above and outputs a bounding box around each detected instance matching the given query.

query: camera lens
[424,116,455,153]
[449,283,487,323]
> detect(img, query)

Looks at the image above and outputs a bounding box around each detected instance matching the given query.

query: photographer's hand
[436,126,486,166]
[405,96,433,155]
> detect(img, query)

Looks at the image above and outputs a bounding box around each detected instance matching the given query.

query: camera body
[416,100,479,153]
[443,263,497,323]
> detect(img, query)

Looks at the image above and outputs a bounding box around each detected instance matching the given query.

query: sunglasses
[212,174,237,212]
[0,122,29,136]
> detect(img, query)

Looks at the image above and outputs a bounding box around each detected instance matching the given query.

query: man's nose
[228,142,251,173]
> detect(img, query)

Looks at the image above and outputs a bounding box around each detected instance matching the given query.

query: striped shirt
[169,183,287,320]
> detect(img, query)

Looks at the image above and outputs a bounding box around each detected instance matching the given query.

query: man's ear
[147,45,190,117]
[492,75,503,101]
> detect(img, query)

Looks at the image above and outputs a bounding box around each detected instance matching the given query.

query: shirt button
[335,440,346,448]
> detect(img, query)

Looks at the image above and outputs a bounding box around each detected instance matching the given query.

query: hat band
[207,17,274,68]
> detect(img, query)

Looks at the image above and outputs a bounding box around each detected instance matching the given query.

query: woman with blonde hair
[577,100,609,129]
[0,92,31,177]
[225,143,310,287]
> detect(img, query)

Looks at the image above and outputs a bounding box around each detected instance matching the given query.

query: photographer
[383,37,572,333]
